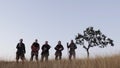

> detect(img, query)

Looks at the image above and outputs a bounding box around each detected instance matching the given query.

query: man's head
[71,40,74,43]
[20,39,23,43]
[45,41,48,44]
[58,41,61,45]
[35,39,38,43]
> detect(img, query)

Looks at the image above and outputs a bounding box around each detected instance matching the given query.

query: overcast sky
[0,0,120,61]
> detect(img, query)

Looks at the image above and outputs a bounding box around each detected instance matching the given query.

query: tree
[75,27,114,58]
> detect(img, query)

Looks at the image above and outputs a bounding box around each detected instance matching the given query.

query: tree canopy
[75,27,114,58]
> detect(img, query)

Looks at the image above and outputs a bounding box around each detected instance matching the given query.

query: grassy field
[0,55,120,68]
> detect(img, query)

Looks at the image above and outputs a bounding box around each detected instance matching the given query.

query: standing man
[54,41,64,60]
[30,39,40,61]
[67,40,77,60]
[16,39,26,63]
[41,41,51,62]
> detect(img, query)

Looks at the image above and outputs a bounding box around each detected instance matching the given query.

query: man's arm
[74,44,77,49]
[23,43,26,54]
[67,43,69,48]
[61,45,64,51]
[16,43,19,49]
[54,46,57,50]
[38,43,40,50]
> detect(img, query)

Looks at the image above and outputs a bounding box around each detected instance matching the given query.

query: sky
[0,0,120,61]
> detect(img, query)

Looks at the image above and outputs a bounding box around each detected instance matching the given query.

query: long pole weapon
[67,42,69,58]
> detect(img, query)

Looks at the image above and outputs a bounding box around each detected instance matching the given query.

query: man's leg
[30,52,34,61]
[69,54,72,60]
[16,53,19,63]
[59,52,62,60]
[59,55,62,60]
[45,54,48,61]
[73,52,76,59]
[55,55,58,60]
[21,54,25,63]
[35,54,38,61]
[41,55,44,62]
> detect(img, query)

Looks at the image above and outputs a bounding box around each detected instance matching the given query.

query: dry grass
[0,55,120,68]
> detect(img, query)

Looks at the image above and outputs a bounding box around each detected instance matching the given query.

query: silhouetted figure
[67,40,77,60]
[54,41,64,60]
[30,39,40,61]
[41,41,51,62]
[16,39,26,63]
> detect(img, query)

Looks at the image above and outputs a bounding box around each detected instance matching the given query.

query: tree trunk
[86,49,89,58]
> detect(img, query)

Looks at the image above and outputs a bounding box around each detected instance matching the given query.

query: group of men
[16,39,77,62]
